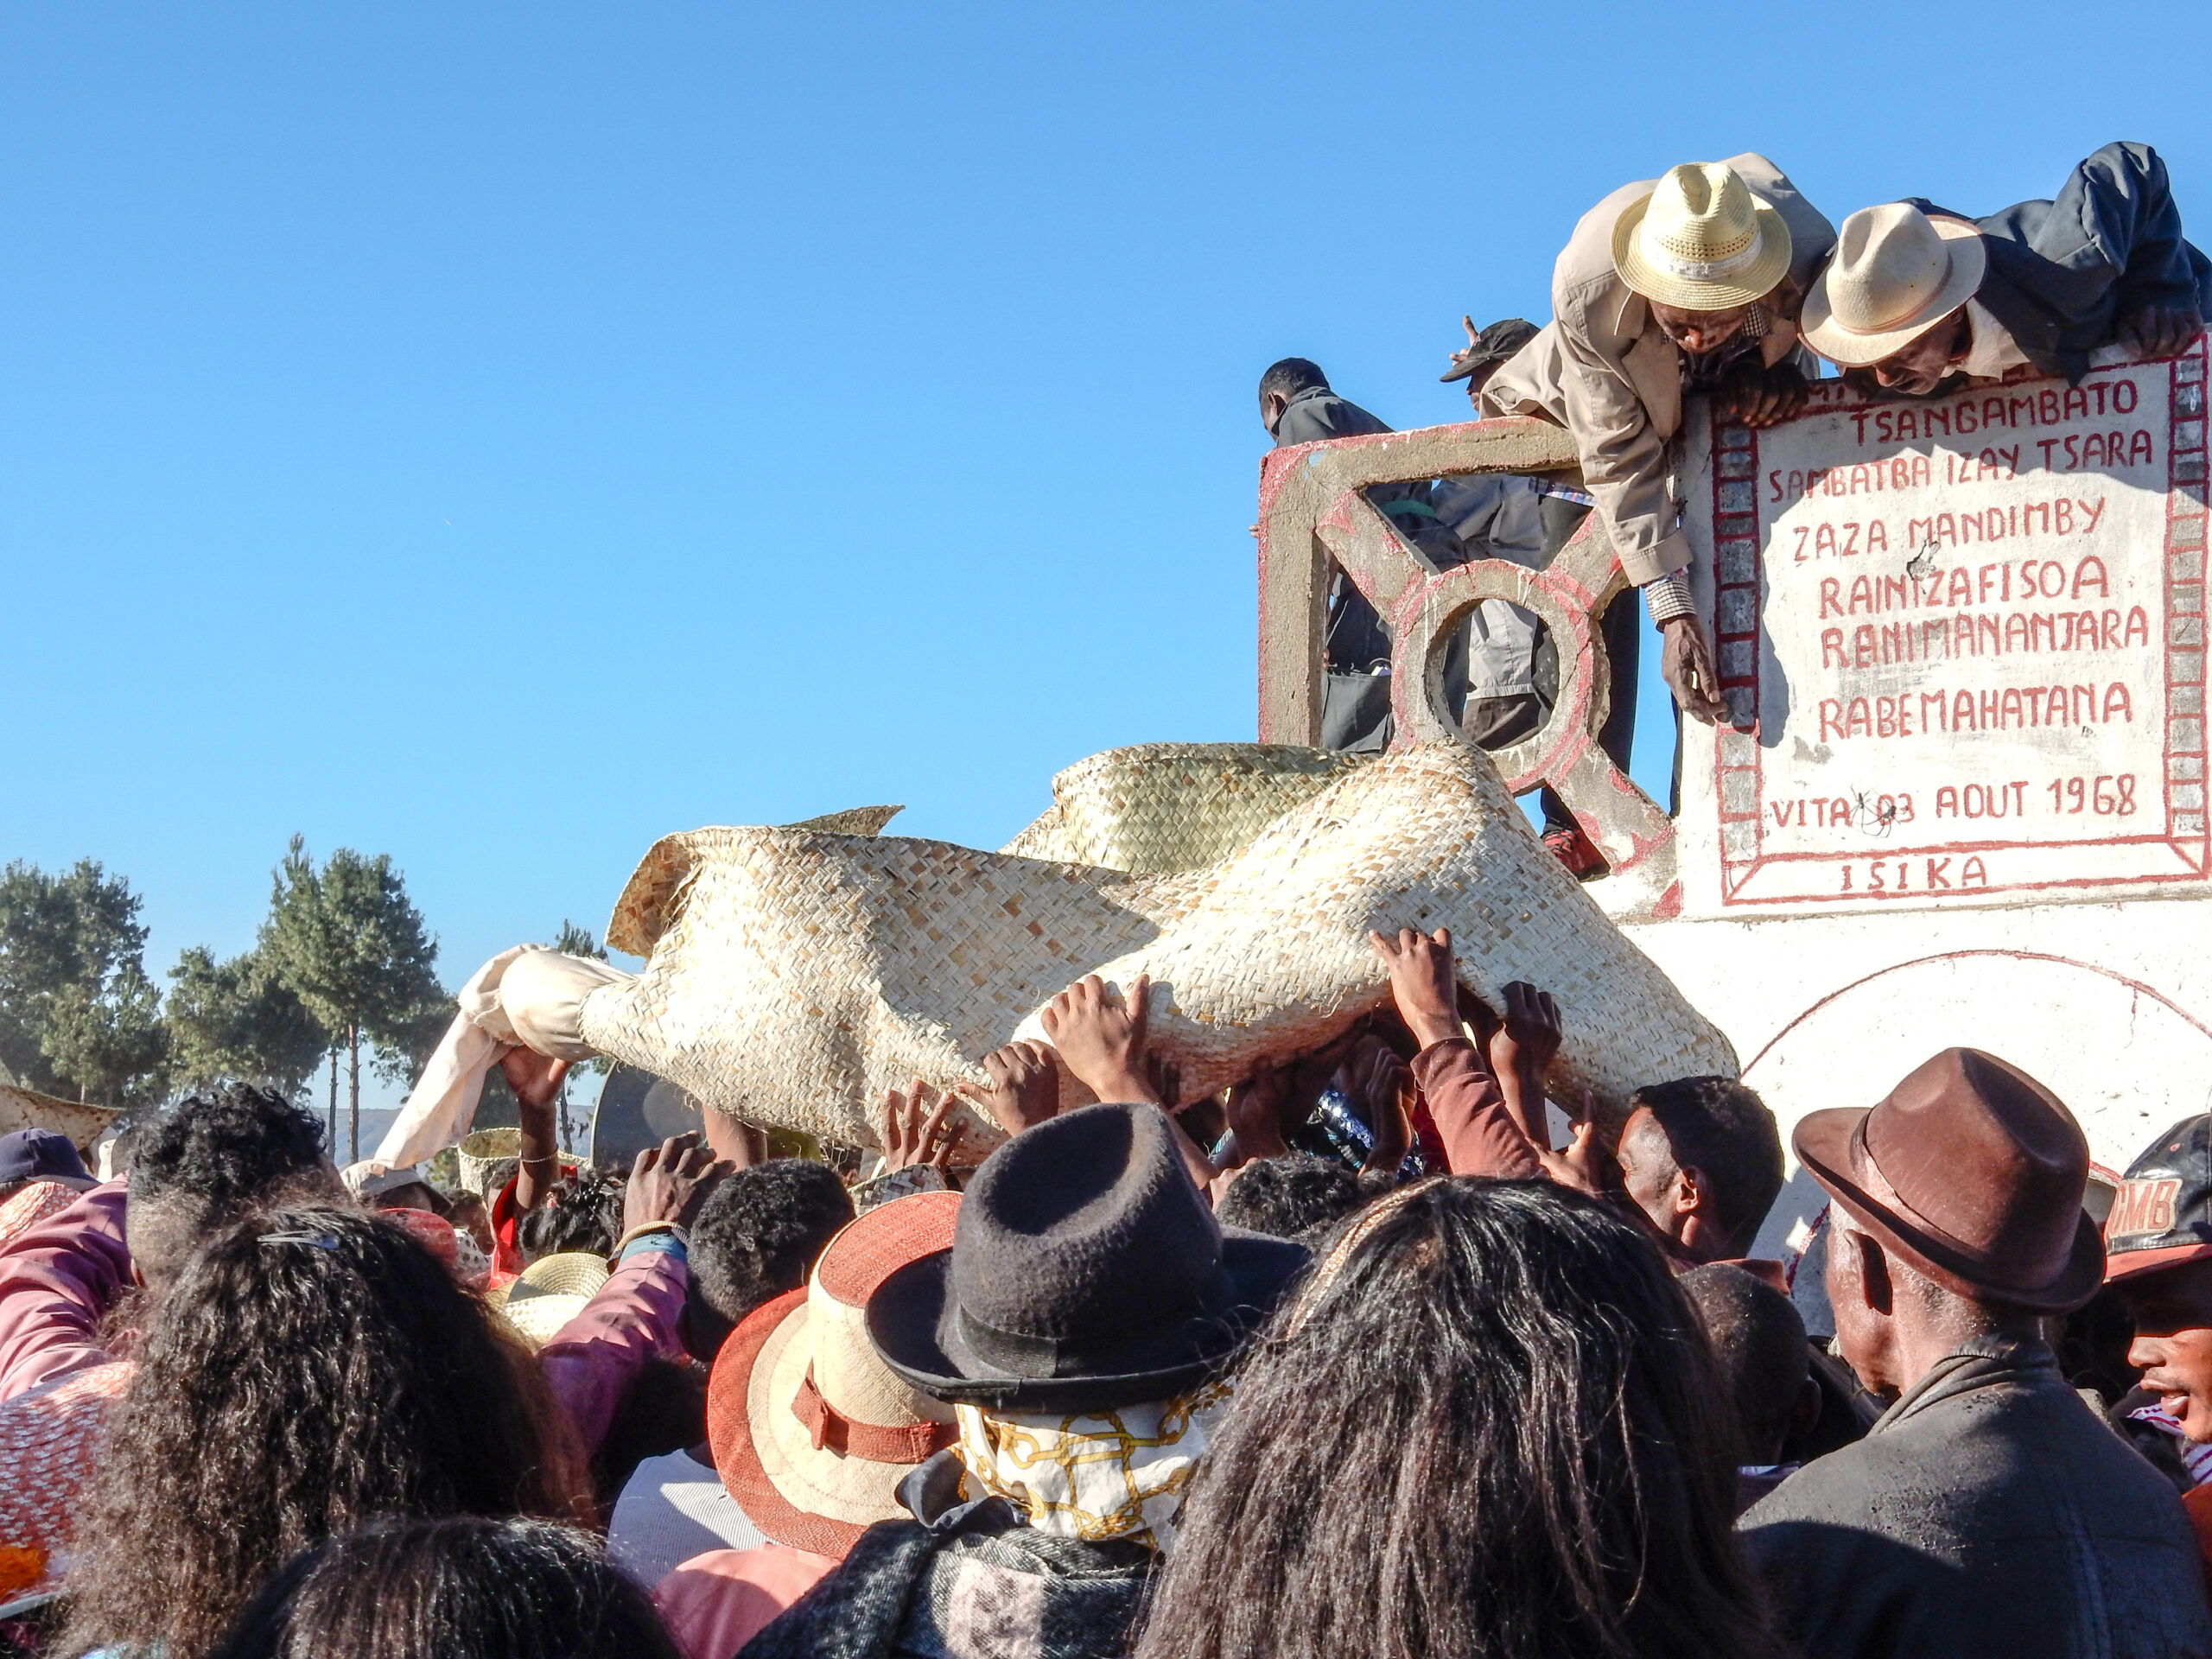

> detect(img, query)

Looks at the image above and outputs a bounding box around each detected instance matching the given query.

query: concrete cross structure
[1256,413,1683,915]
[1255,341,2212,1307]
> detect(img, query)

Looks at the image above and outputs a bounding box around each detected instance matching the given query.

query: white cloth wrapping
[372,946,635,1169]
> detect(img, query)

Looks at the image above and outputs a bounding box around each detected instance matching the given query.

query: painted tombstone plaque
[1682,342,2209,912]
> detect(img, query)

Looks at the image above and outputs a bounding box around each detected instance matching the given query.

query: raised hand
[966,1039,1062,1138]
[1490,982,1562,1086]
[1368,928,1463,1052]
[1489,982,1563,1147]
[623,1131,732,1235]
[880,1079,963,1173]
[1039,973,1154,1104]
[502,1047,575,1212]
[1222,1065,1294,1166]
[500,1046,571,1112]
[1337,1035,1412,1174]
[1533,1120,1611,1199]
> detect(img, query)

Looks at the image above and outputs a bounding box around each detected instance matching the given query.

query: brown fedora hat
[1793,1048,2104,1313]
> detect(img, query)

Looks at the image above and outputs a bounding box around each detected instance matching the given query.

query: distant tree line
[0,842,611,1162]
[0,840,434,1161]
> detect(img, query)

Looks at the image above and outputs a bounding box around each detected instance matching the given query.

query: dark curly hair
[1132,1179,1777,1659]
[61,1206,588,1659]
[206,1516,682,1659]
[126,1083,340,1283]
[1215,1154,1367,1242]
[685,1159,853,1355]
[515,1168,626,1263]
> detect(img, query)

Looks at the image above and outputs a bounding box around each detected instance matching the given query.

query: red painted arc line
[1738,947,2212,1078]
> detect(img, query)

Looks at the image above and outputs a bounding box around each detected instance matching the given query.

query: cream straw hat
[1611,162,1794,310]
[489,1249,610,1349]
[1802,202,1986,366]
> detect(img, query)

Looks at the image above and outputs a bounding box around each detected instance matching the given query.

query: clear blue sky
[3,1,2206,1111]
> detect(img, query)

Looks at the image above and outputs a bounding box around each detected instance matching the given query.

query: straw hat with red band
[708,1189,961,1555]
[1792,1047,2105,1314]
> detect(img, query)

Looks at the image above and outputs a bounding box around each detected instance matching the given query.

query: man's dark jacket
[1272,385,1414,679]
[1269,385,1470,749]
[1738,1337,2212,1659]
[1914,140,2212,385]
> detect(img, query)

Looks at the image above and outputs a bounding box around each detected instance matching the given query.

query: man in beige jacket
[1484,156,1834,726]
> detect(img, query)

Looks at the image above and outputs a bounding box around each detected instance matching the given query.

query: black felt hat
[864,1103,1310,1412]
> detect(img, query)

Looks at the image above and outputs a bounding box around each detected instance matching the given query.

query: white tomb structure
[1655,341,2209,1268]
[1254,340,2209,1300]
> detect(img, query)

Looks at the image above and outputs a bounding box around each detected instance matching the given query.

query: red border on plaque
[1709,343,2210,908]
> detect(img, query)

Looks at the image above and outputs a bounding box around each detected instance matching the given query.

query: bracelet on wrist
[614,1222,689,1256]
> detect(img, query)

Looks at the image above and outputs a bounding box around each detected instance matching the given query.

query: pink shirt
[0,1174,688,1462]
[654,1544,839,1659]
[0,1179,130,1403]
[535,1243,692,1457]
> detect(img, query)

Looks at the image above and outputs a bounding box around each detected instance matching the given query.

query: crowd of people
[1,140,2209,1659]
[1265,140,2209,876]
[3,917,2212,1658]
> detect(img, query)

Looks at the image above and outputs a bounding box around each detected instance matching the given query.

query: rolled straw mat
[577,741,1734,1151]
[998,743,1371,874]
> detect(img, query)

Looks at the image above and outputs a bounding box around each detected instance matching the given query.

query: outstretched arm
[2068,143,2205,348]
[536,1133,728,1458]
[1370,929,1543,1180]
[1486,982,1563,1147]
[501,1047,573,1214]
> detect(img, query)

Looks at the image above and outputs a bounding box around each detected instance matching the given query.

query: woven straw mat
[999,743,1371,874]
[581,741,1734,1152]
[0,1082,117,1153]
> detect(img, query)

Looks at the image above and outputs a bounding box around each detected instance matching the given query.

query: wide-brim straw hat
[490,1249,610,1348]
[709,1190,962,1553]
[1794,1048,2103,1314]
[1611,162,1794,311]
[1802,202,1986,366]
[456,1126,580,1198]
[566,742,1737,1154]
